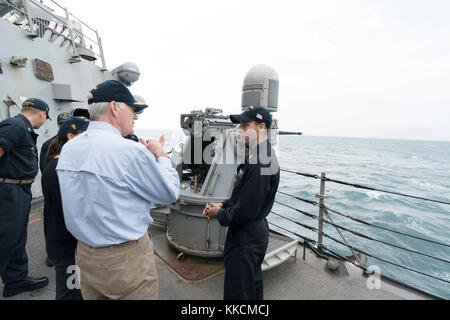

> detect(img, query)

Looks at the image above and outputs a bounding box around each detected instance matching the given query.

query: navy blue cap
[230,106,272,128]
[88,80,148,114]
[22,98,51,120]
[58,116,90,140]
[57,112,72,125]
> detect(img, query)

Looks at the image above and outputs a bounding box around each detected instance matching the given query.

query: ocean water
[136,129,450,299]
[273,135,450,299]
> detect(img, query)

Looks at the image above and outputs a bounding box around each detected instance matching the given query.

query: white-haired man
[56,80,180,300]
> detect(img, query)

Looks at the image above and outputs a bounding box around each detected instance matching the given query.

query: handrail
[276,191,450,247]
[273,200,450,264]
[268,221,371,273]
[1,0,27,18]
[49,0,96,33]
[323,204,450,248]
[269,221,445,300]
[28,0,98,44]
[3,0,107,68]
[271,210,450,284]
[274,169,450,296]
[281,169,450,206]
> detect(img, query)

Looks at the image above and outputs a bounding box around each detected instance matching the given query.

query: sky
[53,0,450,141]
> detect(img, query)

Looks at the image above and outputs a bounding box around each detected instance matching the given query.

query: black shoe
[46,257,54,267]
[3,276,49,298]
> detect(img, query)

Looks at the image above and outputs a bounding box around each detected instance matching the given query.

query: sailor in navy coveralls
[204,106,280,300]
[0,98,51,298]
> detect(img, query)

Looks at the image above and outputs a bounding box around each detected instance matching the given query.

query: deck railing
[269,169,450,298]
[1,0,107,69]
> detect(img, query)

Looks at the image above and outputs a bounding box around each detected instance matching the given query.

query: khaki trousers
[75,234,159,300]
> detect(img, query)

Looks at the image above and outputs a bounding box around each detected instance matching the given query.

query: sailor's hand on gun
[140,135,169,159]
[202,203,223,220]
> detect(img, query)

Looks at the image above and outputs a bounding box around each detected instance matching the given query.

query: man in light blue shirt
[56,80,179,300]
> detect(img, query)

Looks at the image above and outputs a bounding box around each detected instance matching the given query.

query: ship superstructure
[1,0,448,301]
[0,0,141,198]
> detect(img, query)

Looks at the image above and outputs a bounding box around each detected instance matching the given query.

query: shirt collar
[17,114,35,133]
[248,138,270,154]
[87,121,122,137]
[247,139,272,162]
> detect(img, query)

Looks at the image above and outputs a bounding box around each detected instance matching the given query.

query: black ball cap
[230,106,272,128]
[57,112,72,125]
[88,80,149,114]
[58,116,90,140]
[22,98,52,120]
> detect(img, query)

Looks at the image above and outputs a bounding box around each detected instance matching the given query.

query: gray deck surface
[0,203,432,300]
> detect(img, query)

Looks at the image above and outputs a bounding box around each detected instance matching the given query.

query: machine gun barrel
[278,131,303,135]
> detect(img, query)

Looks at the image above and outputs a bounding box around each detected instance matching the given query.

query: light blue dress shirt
[56,121,180,247]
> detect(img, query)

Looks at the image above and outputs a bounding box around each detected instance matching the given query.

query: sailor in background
[0,98,51,298]
[39,112,72,174]
[39,111,72,268]
[41,117,90,300]
[203,106,280,300]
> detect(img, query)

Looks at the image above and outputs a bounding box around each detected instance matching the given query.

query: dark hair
[44,131,84,166]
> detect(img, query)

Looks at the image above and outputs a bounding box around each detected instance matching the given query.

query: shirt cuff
[217,208,227,226]
[222,199,230,208]
[157,156,173,169]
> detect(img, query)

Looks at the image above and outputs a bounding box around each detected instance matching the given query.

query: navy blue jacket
[39,135,56,173]
[0,114,39,180]
[218,140,280,231]
[41,158,78,261]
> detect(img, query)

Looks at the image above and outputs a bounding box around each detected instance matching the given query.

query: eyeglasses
[117,102,143,115]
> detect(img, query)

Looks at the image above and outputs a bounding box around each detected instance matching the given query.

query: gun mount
[166,65,283,258]
[167,108,241,257]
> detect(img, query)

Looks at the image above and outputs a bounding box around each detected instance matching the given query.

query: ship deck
[0,201,433,300]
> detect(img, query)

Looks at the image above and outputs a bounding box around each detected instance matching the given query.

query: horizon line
[134,127,450,143]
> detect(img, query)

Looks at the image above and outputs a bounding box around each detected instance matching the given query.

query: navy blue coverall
[39,135,56,174]
[217,140,280,300]
[0,114,39,285]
